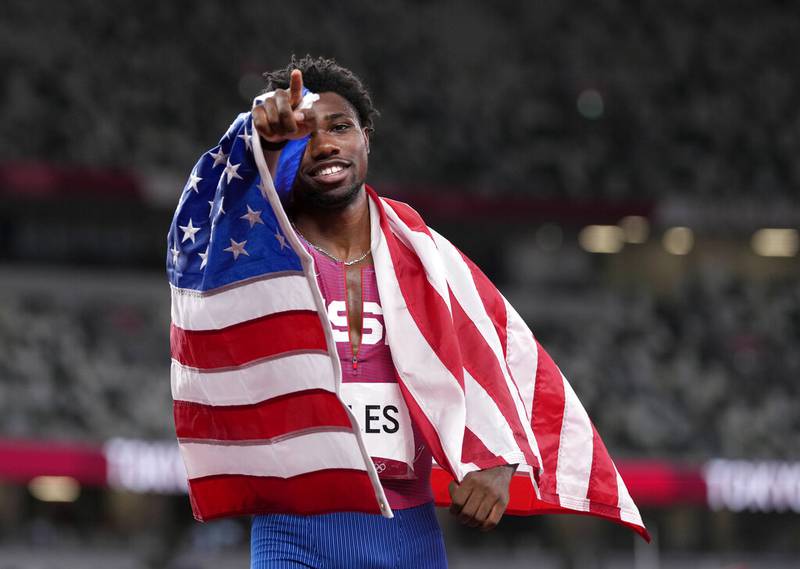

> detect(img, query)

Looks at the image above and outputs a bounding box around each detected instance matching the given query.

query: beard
[291,176,365,211]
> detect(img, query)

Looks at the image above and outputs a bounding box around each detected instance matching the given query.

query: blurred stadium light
[662,227,694,256]
[751,228,799,257]
[619,216,650,244]
[27,476,81,503]
[578,225,625,254]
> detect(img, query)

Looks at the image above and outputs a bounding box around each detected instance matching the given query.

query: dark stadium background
[2,1,799,567]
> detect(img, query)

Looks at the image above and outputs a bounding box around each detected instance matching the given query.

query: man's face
[291,91,370,209]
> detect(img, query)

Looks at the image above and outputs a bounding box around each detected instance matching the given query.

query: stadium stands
[2,1,800,198]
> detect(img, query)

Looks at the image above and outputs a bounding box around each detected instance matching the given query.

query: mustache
[290,179,365,210]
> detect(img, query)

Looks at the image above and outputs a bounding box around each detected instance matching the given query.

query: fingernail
[293,111,305,121]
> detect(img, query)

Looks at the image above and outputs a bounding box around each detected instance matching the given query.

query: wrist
[487,464,517,481]
[260,136,288,151]
[499,463,517,477]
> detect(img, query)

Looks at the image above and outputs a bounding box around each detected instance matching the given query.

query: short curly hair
[263,55,378,133]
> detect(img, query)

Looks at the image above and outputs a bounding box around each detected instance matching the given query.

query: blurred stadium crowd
[2,0,800,198]
[0,288,172,442]
[2,0,800,567]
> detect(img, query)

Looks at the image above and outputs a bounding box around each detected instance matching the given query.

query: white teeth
[316,165,344,176]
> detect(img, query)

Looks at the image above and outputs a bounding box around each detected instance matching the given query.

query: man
[249,56,515,567]
[167,56,647,569]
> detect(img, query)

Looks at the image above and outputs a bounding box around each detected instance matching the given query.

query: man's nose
[308,131,340,160]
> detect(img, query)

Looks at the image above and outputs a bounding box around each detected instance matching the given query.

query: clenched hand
[449,464,517,531]
[252,69,318,144]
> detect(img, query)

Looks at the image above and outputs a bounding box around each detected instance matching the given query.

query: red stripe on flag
[462,428,512,470]
[170,310,326,369]
[380,193,513,367]
[459,252,508,359]
[395,373,458,479]
[530,341,566,497]
[587,425,621,515]
[371,189,464,389]
[379,194,433,238]
[431,466,651,542]
[381,193,511,362]
[188,469,381,521]
[457,251,530,416]
[450,292,538,468]
[174,389,351,441]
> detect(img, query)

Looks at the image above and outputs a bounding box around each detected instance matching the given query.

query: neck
[290,186,371,260]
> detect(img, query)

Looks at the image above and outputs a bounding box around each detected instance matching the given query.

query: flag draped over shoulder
[166,95,650,542]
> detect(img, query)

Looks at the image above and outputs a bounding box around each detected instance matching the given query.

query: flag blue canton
[166,111,305,292]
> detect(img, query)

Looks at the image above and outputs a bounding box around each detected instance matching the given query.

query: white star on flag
[238,129,253,152]
[198,247,209,269]
[187,170,202,193]
[209,148,228,168]
[223,160,243,184]
[224,238,249,260]
[274,230,288,250]
[240,205,264,228]
[171,245,180,265]
[179,218,201,243]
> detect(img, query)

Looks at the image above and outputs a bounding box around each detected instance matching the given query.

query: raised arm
[251,69,318,175]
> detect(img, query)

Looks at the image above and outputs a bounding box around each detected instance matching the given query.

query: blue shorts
[250,502,447,568]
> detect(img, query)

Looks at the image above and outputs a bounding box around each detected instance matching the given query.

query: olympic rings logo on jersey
[326,300,384,344]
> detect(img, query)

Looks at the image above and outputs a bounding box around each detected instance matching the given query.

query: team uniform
[251,238,448,568]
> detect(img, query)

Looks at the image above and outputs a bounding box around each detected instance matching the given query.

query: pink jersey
[300,236,433,510]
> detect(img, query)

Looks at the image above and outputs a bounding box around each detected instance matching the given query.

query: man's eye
[332,123,351,132]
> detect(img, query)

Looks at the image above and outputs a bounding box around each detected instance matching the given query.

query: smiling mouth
[308,162,351,185]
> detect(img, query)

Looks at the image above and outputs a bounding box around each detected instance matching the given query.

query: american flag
[167,97,649,541]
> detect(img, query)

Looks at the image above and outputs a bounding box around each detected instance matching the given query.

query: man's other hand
[253,69,317,144]
[448,464,517,531]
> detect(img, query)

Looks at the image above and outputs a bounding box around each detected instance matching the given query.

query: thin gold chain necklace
[293,225,371,266]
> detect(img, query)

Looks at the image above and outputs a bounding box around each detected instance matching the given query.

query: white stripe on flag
[616,468,644,526]
[171,352,336,406]
[429,229,506,362]
[556,374,594,510]
[464,370,524,464]
[430,228,541,465]
[369,200,467,477]
[171,273,315,331]
[503,299,539,421]
[180,430,367,479]
[379,198,452,313]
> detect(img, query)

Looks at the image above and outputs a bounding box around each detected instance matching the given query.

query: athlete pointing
[249,57,516,568]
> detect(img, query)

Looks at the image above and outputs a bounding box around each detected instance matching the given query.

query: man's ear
[363,127,370,154]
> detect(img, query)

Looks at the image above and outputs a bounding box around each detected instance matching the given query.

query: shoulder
[376,196,430,236]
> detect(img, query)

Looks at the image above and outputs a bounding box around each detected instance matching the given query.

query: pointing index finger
[289,69,303,108]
